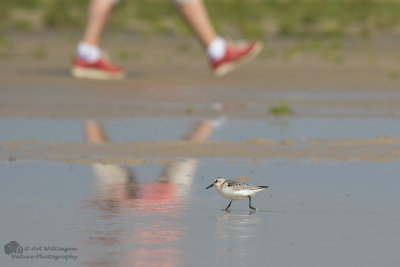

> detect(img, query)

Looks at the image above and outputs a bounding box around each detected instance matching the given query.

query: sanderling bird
[206,177,268,211]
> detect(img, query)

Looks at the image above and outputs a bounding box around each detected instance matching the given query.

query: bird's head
[206,177,226,189]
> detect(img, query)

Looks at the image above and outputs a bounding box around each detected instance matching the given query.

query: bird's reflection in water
[214,210,262,267]
[216,210,260,239]
[82,119,215,267]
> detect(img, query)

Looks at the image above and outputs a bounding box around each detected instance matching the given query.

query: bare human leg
[83,0,115,46]
[175,0,262,77]
[72,0,124,79]
[175,0,218,48]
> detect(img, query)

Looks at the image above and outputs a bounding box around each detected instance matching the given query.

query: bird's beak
[206,183,214,189]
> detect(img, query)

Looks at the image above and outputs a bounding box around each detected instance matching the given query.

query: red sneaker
[211,41,263,77]
[71,56,125,80]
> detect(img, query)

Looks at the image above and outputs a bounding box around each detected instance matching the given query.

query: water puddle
[1,159,399,266]
[1,117,400,266]
[1,117,399,143]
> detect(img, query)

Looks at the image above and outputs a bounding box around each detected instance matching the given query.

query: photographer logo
[3,241,78,261]
[4,241,23,255]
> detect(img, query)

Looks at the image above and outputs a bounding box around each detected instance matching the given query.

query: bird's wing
[226,180,252,190]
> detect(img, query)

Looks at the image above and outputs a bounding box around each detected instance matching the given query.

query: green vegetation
[281,38,344,63]
[388,69,399,79]
[32,44,47,60]
[117,49,129,61]
[185,105,194,115]
[268,103,293,116]
[2,0,400,39]
[14,19,33,32]
[0,34,13,58]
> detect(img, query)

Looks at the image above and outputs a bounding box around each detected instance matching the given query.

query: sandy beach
[1,32,400,267]
[1,32,400,161]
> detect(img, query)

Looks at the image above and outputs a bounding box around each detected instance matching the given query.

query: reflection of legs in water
[84,120,181,267]
[85,119,109,144]
[85,119,216,201]
[160,120,214,191]
[72,0,262,79]
[183,120,213,141]
[85,120,138,199]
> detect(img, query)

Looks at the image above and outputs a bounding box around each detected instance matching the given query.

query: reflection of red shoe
[71,56,125,80]
[211,41,263,77]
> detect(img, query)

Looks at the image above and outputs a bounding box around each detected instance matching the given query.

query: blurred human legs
[73,0,262,79]
[175,0,218,48]
[72,0,124,79]
[83,0,117,47]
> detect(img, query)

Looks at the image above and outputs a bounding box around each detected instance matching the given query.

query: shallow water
[1,159,399,266]
[1,117,400,142]
[1,116,400,266]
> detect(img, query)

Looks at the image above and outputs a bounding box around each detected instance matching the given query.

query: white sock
[77,41,101,63]
[207,37,226,61]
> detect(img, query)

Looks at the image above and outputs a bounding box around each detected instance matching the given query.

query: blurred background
[3,0,400,38]
[2,2,400,267]
[2,0,400,65]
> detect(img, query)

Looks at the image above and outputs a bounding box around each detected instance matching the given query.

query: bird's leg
[224,200,232,211]
[248,196,256,210]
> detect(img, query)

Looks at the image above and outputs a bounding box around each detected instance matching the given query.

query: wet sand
[1,32,400,161]
[1,160,400,267]
[1,32,400,267]
[1,32,400,120]
[1,136,400,163]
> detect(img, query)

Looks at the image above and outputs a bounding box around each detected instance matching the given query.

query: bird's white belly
[219,188,252,200]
